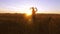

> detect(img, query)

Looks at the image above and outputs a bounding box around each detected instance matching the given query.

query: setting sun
[25,9,32,16]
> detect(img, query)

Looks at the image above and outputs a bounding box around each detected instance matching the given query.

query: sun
[25,9,32,16]
[25,12,32,16]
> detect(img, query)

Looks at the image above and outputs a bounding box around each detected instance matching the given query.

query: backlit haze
[0,0,60,14]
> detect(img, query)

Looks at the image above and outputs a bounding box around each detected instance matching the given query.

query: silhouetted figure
[30,7,37,22]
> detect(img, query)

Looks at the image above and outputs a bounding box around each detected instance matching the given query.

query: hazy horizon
[0,0,60,14]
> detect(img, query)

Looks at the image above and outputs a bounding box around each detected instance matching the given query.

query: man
[30,7,37,21]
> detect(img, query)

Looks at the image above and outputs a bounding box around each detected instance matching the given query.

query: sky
[0,0,60,13]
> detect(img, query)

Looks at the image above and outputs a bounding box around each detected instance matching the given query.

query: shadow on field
[0,13,60,34]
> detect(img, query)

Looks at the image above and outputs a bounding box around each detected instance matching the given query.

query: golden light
[25,9,32,16]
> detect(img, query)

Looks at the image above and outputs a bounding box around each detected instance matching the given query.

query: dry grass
[0,13,60,34]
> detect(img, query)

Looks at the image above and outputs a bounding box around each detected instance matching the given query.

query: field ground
[0,13,60,34]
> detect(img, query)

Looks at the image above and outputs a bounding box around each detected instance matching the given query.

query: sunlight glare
[25,9,32,16]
